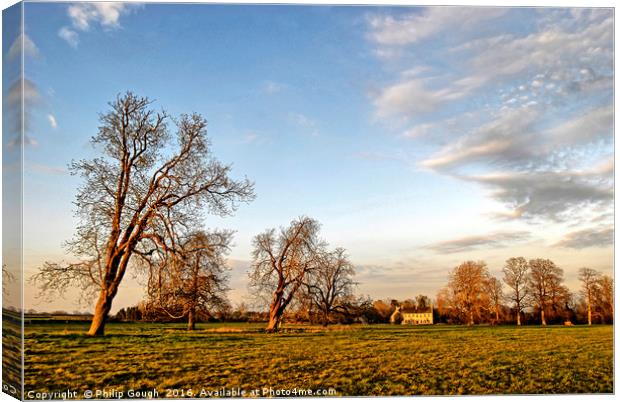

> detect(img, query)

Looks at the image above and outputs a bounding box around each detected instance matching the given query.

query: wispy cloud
[289,112,319,137]
[243,132,258,143]
[47,114,58,129]
[368,7,507,46]
[554,226,613,249]
[420,106,540,171]
[352,151,404,162]
[262,80,286,95]
[426,231,531,254]
[58,27,79,48]
[27,163,68,176]
[467,170,612,222]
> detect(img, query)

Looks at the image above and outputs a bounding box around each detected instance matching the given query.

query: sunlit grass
[23,323,613,397]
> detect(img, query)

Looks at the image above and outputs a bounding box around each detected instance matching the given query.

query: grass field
[23,322,613,397]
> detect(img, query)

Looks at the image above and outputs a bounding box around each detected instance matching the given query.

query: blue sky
[8,3,613,312]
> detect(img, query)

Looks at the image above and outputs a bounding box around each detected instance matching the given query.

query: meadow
[23,322,613,397]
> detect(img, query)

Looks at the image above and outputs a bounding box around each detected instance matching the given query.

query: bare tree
[502,257,529,326]
[485,276,503,323]
[548,280,571,322]
[304,247,356,326]
[578,267,600,326]
[2,264,14,297]
[594,275,614,322]
[528,258,564,326]
[249,216,324,332]
[435,287,452,319]
[31,93,254,336]
[146,230,232,330]
[447,261,490,325]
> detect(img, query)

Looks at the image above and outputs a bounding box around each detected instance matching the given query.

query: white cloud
[58,27,79,48]
[68,2,131,30]
[47,114,58,129]
[374,78,466,119]
[60,3,140,47]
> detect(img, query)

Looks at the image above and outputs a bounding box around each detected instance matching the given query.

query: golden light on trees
[31,92,255,336]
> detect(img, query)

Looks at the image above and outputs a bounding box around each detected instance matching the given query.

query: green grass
[23,323,613,397]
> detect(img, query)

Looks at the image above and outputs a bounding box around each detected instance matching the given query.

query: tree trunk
[187,308,196,331]
[540,309,546,326]
[266,295,283,333]
[88,289,113,336]
[87,249,128,336]
[495,307,500,323]
[266,307,281,333]
[322,310,329,327]
[516,310,521,326]
[468,310,474,326]
[587,302,592,326]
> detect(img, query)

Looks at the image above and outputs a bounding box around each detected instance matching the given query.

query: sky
[3,2,613,313]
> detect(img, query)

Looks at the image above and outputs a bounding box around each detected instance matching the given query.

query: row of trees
[30,93,359,335]
[136,216,359,332]
[437,259,613,326]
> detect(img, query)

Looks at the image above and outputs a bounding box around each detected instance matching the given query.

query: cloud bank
[367,7,613,239]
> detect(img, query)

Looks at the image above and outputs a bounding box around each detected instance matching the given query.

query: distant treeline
[24,256,614,328]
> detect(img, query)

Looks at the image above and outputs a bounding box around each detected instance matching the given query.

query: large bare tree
[578,267,600,326]
[447,261,490,325]
[304,247,356,326]
[32,92,254,336]
[146,230,232,330]
[249,216,323,332]
[502,257,529,326]
[528,258,564,326]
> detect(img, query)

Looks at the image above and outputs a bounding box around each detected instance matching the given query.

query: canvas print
[2,2,614,399]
